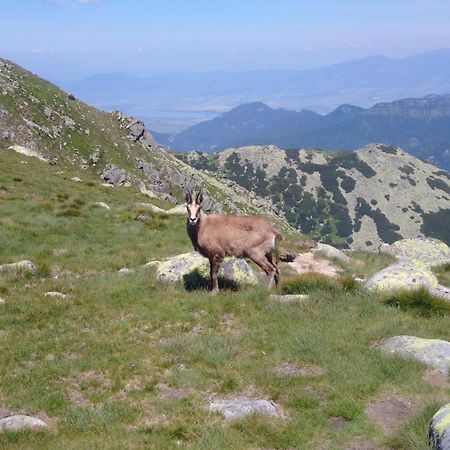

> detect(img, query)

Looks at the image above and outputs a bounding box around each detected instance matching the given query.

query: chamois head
[185,191,203,225]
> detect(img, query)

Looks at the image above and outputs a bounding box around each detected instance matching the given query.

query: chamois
[185,192,283,293]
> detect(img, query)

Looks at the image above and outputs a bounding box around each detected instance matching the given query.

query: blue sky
[1,0,450,80]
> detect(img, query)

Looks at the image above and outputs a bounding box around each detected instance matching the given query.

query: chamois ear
[185,191,192,204]
[195,192,203,205]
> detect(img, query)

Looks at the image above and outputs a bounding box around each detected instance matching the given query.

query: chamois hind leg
[248,250,276,289]
[209,254,223,294]
[266,252,281,286]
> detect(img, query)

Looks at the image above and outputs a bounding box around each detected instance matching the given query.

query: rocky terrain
[179,144,450,249]
[159,96,450,171]
[0,59,290,232]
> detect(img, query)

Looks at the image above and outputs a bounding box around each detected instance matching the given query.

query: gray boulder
[379,336,450,373]
[0,260,36,274]
[101,165,126,185]
[429,403,450,450]
[208,397,281,420]
[148,251,258,285]
[0,415,48,432]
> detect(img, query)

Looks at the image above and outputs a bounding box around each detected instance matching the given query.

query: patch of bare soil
[423,369,450,389]
[0,407,10,419]
[365,393,417,435]
[344,437,385,450]
[276,363,326,377]
[65,371,111,406]
[156,383,194,400]
[288,252,341,277]
[329,416,350,429]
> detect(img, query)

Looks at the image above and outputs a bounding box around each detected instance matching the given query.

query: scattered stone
[270,294,309,303]
[44,292,67,299]
[93,202,110,210]
[135,215,148,223]
[43,106,53,118]
[0,415,48,432]
[275,363,325,377]
[118,268,134,274]
[150,251,258,285]
[101,164,126,185]
[0,297,5,305]
[378,336,450,373]
[429,403,450,450]
[139,183,158,198]
[166,204,187,215]
[136,203,166,213]
[208,397,281,420]
[71,177,82,182]
[313,243,349,262]
[365,393,416,435]
[6,145,46,162]
[0,260,36,274]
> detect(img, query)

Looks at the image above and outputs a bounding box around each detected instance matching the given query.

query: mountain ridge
[60,48,450,132]
[161,95,450,171]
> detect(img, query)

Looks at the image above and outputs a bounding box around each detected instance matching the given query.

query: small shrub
[13,177,22,182]
[338,275,360,292]
[433,262,450,287]
[281,272,337,294]
[383,287,450,318]
[57,208,84,217]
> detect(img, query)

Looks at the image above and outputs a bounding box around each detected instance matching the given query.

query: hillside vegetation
[179,145,450,249]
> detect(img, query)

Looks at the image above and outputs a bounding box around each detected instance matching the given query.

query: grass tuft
[383,287,450,317]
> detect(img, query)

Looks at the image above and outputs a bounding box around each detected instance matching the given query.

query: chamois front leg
[209,254,223,294]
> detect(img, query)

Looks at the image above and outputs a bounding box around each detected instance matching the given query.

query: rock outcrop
[367,237,450,300]
[430,403,450,450]
[147,251,258,286]
[378,336,450,373]
[208,397,281,420]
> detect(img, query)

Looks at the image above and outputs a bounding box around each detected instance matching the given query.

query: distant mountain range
[156,95,450,171]
[60,48,450,133]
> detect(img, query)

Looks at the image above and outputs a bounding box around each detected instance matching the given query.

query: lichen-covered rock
[381,237,450,267]
[7,145,46,162]
[166,204,187,215]
[208,397,281,420]
[313,243,349,261]
[0,415,48,432]
[152,251,258,285]
[101,164,126,185]
[0,260,36,274]
[379,336,450,373]
[365,260,439,292]
[430,403,450,450]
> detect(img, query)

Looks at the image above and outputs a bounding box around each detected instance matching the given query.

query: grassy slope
[1,149,450,449]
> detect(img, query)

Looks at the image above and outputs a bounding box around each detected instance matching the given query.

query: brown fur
[186,192,283,293]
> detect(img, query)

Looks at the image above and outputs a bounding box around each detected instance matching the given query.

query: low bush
[383,287,450,318]
[281,272,337,294]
